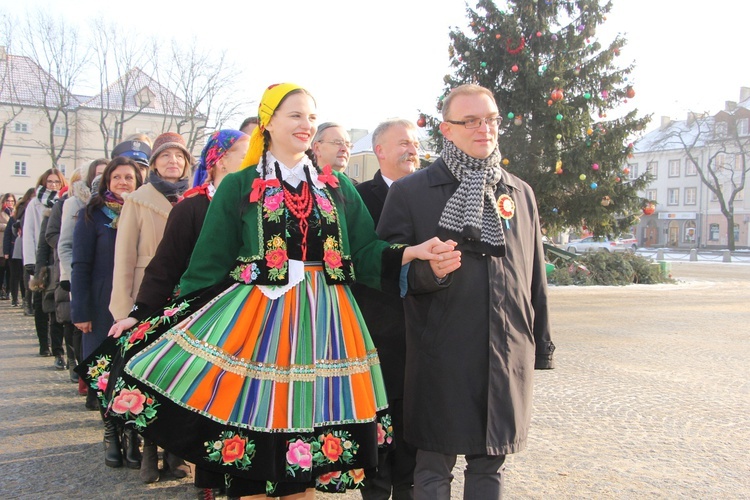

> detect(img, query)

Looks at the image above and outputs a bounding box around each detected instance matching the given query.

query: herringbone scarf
[439,140,506,256]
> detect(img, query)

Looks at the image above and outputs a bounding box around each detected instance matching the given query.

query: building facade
[1,47,203,195]
[632,88,750,249]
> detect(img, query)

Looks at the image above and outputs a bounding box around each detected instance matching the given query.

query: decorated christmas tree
[422,0,651,237]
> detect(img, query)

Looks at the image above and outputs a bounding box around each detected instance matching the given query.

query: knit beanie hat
[241,83,305,168]
[150,132,193,167]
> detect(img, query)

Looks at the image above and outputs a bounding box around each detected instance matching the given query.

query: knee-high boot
[103,416,123,468]
[121,425,142,469]
[163,450,190,478]
[140,438,160,483]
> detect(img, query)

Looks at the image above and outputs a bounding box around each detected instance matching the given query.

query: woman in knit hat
[105,129,249,497]
[105,84,457,498]
[107,131,192,483]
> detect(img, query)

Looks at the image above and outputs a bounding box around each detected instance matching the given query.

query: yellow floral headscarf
[240,83,304,169]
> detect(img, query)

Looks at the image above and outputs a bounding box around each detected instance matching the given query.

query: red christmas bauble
[643,204,655,216]
[417,116,427,128]
[626,87,636,99]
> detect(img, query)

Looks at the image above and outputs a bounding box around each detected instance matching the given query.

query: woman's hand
[402,237,462,278]
[75,322,92,333]
[108,317,138,338]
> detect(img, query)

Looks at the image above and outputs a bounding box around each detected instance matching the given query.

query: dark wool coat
[70,207,117,358]
[130,193,210,321]
[351,171,407,400]
[378,158,555,456]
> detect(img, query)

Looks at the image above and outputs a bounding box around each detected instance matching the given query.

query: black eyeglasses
[318,140,353,149]
[445,116,503,129]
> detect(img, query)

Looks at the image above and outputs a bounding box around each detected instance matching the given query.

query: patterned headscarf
[193,129,248,186]
[241,83,304,168]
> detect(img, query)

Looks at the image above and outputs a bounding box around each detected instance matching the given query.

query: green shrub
[547,251,674,286]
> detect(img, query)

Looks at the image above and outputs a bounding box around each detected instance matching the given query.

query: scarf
[101,191,124,229]
[35,185,59,208]
[439,140,506,257]
[148,170,189,205]
[194,130,247,186]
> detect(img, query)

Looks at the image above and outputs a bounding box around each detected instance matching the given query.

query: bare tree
[0,12,24,160]
[152,38,245,155]
[17,10,89,168]
[656,110,750,250]
[87,18,157,157]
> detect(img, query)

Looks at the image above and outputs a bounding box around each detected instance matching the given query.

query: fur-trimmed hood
[70,179,92,205]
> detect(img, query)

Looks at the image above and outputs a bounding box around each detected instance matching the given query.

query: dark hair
[86,157,143,222]
[239,116,258,131]
[14,187,35,219]
[37,168,68,189]
[86,158,108,188]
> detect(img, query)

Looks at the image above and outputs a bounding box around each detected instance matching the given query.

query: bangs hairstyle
[37,168,68,189]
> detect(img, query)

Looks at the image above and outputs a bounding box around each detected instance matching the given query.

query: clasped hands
[403,237,462,279]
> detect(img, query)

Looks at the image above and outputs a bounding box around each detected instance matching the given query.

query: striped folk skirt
[106,265,392,496]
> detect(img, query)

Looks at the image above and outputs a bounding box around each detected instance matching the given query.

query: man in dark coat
[352,119,421,500]
[378,84,555,499]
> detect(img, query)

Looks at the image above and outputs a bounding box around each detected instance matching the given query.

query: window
[350,162,360,178]
[738,118,750,136]
[14,122,29,133]
[709,223,720,241]
[715,121,728,137]
[736,189,745,201]
[684,187,697,205]
[646,189,657,202]
[58,164,66,176]
[668,159,680,177]
[647,161,658,179]
[135,87,156,108]
[667,188,679,205]
[53,125,67,137]
[716,154,726,170]
[627,163,638,180]
[734,224,740,242]
[734,154,744,172]
[685,159,697,176]
[14,161,27,176]
[684,221,696,243]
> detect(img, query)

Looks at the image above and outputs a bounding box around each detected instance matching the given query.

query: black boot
[103,417,123,468]
[164,450,190,478]
[85,387,99,411]
[121,425,142,469]
[140,438,160,483]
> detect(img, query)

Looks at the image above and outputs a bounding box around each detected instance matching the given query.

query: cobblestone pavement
[1,262,748,499]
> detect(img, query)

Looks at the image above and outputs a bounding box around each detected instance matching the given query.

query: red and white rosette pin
[497,194,515,228]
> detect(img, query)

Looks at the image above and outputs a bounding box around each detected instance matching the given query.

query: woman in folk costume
[106,83,458,498]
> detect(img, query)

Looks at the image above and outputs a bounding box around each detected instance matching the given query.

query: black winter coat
[378,158,555,456]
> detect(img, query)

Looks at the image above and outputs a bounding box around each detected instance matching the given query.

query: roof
[1,54,190,117]
[78,67,192,116]
[635,93,750,154]
[0,54,83,108]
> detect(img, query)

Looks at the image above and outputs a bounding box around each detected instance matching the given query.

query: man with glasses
[353,119,420,500]
[377,84,555,499]
[312,122,356,183]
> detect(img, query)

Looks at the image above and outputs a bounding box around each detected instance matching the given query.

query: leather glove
[25,264,35,276]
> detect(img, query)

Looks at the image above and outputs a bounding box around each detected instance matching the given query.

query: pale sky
[2,0,748,135]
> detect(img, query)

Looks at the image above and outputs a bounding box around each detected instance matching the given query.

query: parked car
[566,236,629,254]
[618,233,638,251]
